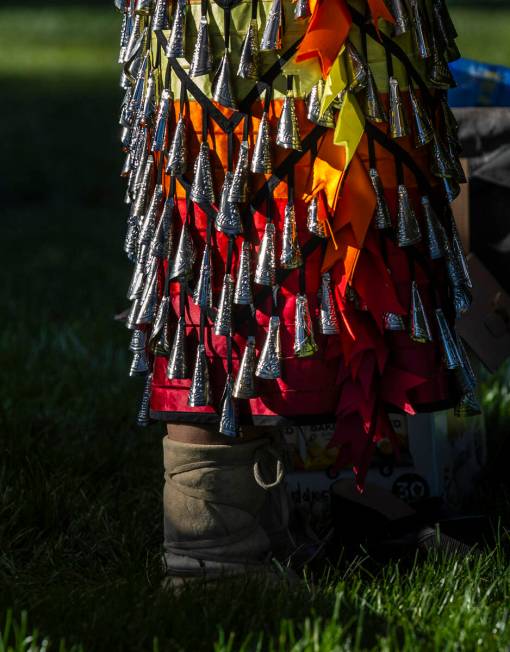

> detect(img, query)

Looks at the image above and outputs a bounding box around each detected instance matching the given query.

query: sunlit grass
[451,8,510,67]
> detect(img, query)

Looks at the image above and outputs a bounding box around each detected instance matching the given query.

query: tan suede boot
[162,436,286,582]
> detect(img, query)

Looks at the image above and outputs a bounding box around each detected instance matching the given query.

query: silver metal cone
[233,336,258,398]
[234,240,254,305]
[428,29,454,89]
[450,217,472,288]
[120,150,132,177]
[396,184,421,247]
[408,281,433,343]
[409,85,433,147]
[151,89,171,152]
[445,247,464,289]
[166,0,186,58]
[237,19,260,80]
[384,312,406,331]
[124,15,142,63]
[456,333,477,390]
[188,343,212,406]
[166,115,187,175]
[421,196,445,259]
[136,372,153,427]
[150,295,170,345]
[307,79,335,128]
[361,68,386,123]
[389,0,409,36]
[152,0,169,30]
[139,184,164,247]
[153,323,172,356]
[435,308,461,370]
[228,141,249,203]
[294,0,311,19]
[167,315,189,379]
[212,52,238,110]
[345,41,367,93]
[294,293,318,357]
[193,243,213,308]
[126,298,142,330]
[319,272,340,335]
[151,197,174,258]
[260,0,282,51]
[141,74,156,127]
[409,0,431,59]
[127,259,145,300]
[446,138,466,183]
[219,374,239,437]
[135,0,153,15]
[129,328,147,352]
[137,257,159,325]
[256,315,282,379]
[453,284,472,318]
[431,134,454,179]
[369,168,392,230]
[442,177,461,204]
[214,273,235,336]
[130,350,150,376]
[255,222,276,286]
[190,16,213,77]
[307,195,328,237]
[169,221,195,279]
[276,94,302,150]
[454,391,481,418]
[132,155,154,219]
[389,77,409,139]
[125,217,139,262]
[280,201,303,269]
[190,142,215,204]
[251,112,272,173]
[118,13,129,63]
[216,172,243,235]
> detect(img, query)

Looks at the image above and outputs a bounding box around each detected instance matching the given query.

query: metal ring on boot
[253,446,285,490]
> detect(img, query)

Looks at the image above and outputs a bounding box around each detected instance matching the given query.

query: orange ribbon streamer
[294,0,352,78]
[367,0,395,35]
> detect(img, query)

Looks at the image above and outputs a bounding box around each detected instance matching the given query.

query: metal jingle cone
[255,222,276,286]
[136,372,153,427]
[126,297,142,330]
[212,51,238,110]
[135,0,153,15]
[234,240,254,305]
[294,0,311,19]
[190,142,215,204]
[166,115,187,175]
[421,196,445,260]
[214,273,235,336]
[294,294,318,357]
[389,0,409,36]
[151,197,174,258]
[450,217,472,288]
[319,272,340,335]
[151,89,171,152]
[428,29,455,89]
[166,0,186,58]
[124,15,142,62]
[150,295,170,345]
[454,391,482,418]
[127,259,145,300]
[432,0,452,48]
[118,13,129,63]
[138,184,164,246]
[345,42,367,93]
[456,333,476,390]
[408,281,433,343]
[216,172,243,235]
[435,308,461,370]
[141,74,156,127]
[229,141,249,203]
[152,0,169,31]
[260,0,282,51]
[389,77,409,139]
[396,184,421,247]
[251,111,272,173]
[132,155,154,219]
[306,80,335,128]
[384,312,406,331]
[446,137,467,183]
[153,320,172,356]
[124,217,139,262]
[409,0,431,59]
[445,247,464,289]
[256,315,282,379]
[409,86,433,147]
[361,67,387,123]
[442,176,461,204]
[369,168,392,230]
[193,243,213,308]
[307,195,328,238]
[121,150,132,177]
[137,259,159,325]
[190,16,213,77]
[453,284,472,319]
[431,134,454,179]
[167,315,189,379]
[237,19,260,80]
[233,336,258,399]
[129,328,147,352]
[130,349,150,376]
[276,93,302,151]
[280,201,303,269]
[188,343,212,406]
[169,221,195,279]
[219,374,239,437]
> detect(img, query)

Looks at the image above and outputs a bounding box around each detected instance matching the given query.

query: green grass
[2,5,510,652]
[451,8,510,67]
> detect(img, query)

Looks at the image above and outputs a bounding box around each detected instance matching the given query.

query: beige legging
[166,423,274,445]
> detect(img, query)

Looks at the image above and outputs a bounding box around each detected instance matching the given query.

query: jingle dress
[116,0,479,485]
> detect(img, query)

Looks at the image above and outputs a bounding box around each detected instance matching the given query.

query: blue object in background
[449,58,510,107]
